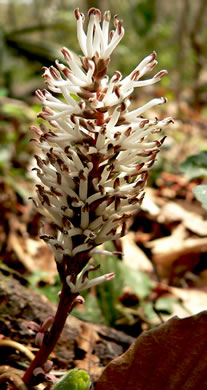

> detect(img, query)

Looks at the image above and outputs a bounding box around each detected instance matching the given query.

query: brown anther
[62,216,71,227]
[57,158,64,169]
[119,101,127,112]
[40,123,48,133]
[113,14,118,27]
[124,127,132,137]
[35,89,44,101]
[74,8,80,20]
[139,119,149,128]
[71,197,79,203]
[98,185,104,195]
[78,90,95,100]
[88,7,96,17]
[115,197,120,211]
[114,144,121,153]
[64,145,71,154]
[43,106,54,115]
[110,30,114,40]
[114,177,120,189]
[88,8,102,22]
[51,187,62,196]
[62,164,69,173]
[56,172,62,185]
[54,244,64,250]
[114,132,121,139]
[47,153,56,165]
[42,195,51,207]
[153,70,168,79]
[87,120,95,129]
[128,198,140,204]
[121,222,127,237]
[124,175,130,184]
[131,70,140,81]
[37,112,47,120]
[40,234,50,242]
[61,47,72,61]
[28,197,38,208]
[107,228,116,236]
[148,60,157,71]
[82,264,100,282]
[34,155,44,168]
[79,170,86,180]
[48,130,56,137]
[136,162,145,171]
[49,66,60,80]
[139,192,145,205]
[150,51,157,62]
[117,20,123,35]
[106,196,114,206]
[114,71,121,81]
[114,85,121,98]
[56,60,71,78]
[82,203,89,212]
[30,138,39,143]
[36,184,45,196]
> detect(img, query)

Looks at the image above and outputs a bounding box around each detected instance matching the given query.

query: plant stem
[22,282,78,387]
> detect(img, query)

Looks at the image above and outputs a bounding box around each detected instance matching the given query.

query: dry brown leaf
[95,311,207,390]
[121,232,153,272]
[8,233,56,275]
[75,323,102,378]
[146,223,207,279]
[141,187,160,216]
[158,201,207,236]
[170,287,207,316]
[75,323,99,354]
[146,223,187,255]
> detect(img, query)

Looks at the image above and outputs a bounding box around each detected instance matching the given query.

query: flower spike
[31,8,173,289]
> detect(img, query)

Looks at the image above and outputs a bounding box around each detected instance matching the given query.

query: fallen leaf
[8,233,56,275]
[170,287,207,316]
[95,311,207,390]
[158,201,207,236]
[146,223,207,279]
[121,232,153,272]
[141,187,160,216]
[75,323,102,378]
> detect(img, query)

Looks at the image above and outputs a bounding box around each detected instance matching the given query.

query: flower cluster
[31,8,173,291]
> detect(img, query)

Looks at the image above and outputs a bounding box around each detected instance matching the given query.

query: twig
[0,371,28,390]
[0,340,35,362]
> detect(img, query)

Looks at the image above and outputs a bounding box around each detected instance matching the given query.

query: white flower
[31,8,173,282]
[66,265,115,293]
[74,8,124,60]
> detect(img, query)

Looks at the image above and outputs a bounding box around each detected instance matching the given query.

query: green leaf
[28,271,61,303]
[51,368,90,390]
[91,243,154,326]
[94,249,153,300]
[155,296,175,314]
[180,151,207,179]
[193,185,207,210]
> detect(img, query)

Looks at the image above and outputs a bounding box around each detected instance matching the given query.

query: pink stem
[23,282,78,387]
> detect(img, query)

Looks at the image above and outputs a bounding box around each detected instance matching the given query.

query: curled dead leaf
[95,311,207,390]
